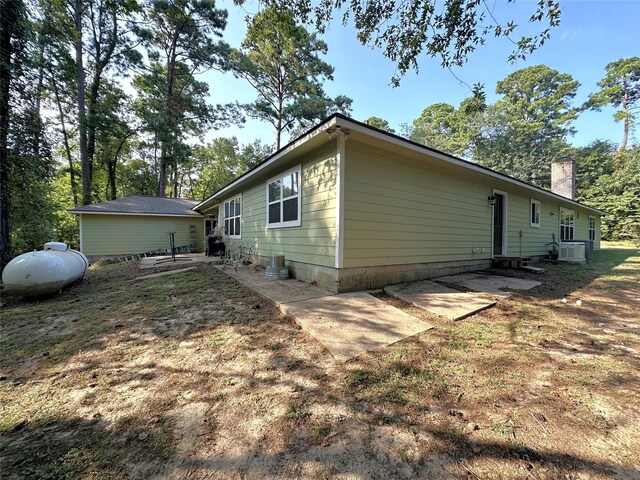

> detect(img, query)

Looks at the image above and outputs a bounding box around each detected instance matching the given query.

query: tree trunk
[107,161,116,200]
[618,79,630,153]
[157,33,179,197]
[0,0,20,270]
[74,0,91,205]
[51,70,79,207]
[157,144,168,196]
[276,92,283,150]
[107,136,127,200]
[32,26,45,161]
[619,119,629,153]
[173,153,178,198]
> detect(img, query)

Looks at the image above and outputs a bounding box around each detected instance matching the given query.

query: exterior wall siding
[81,214,203,256]
[222,143,338,269]
[504,197,599,257]
[343,140,601,269]
[343,141,493,268]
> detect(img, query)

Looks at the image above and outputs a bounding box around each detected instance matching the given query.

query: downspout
[328,126,350,269]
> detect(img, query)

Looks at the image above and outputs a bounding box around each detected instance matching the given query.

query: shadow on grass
[523,247,639,300]
[0,416,173,479]
[2,258,638,479]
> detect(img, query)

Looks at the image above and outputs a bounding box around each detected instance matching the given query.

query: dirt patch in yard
[1,246,639,479]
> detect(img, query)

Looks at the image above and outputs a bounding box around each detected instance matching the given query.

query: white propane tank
[1,242,89,297]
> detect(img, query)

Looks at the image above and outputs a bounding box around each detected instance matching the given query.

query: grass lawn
[1,244,638,479]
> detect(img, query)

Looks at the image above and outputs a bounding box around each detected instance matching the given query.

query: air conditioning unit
[558,242,586,263]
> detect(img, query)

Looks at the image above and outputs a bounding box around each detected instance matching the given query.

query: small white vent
[559,242,586,262]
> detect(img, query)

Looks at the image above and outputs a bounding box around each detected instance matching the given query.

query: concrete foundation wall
[335,259,492,292]
[251,254,490,292]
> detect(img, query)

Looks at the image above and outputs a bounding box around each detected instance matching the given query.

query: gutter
[193,113,605,216]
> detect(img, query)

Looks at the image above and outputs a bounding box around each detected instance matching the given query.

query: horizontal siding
[504,194,557,257]
[343,140,602,268]
[504,195,600,257]
[81,214,203,256]
[343,141,492,267]
[225,143,337,268]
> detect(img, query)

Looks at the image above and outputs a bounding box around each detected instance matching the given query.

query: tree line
[393,59,639,242]
[1,0,637,269]
[1,1,357,267]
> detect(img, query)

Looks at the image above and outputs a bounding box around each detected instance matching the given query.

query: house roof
[69,196,202,217]
[193,113,605,215]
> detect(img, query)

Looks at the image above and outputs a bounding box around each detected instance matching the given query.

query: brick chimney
[551,158,576,200]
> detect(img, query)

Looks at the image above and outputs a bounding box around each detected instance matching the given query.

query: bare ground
[1,246,639,479]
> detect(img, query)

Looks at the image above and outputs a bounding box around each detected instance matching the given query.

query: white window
[589,216,596,241]
[224,196,241,238]
[267,166,301,228]
[530,199,540,227]
[560,208,575,241]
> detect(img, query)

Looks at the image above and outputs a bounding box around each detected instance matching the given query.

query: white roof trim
[340,118,603,215]
[193,114,604,216]
[193,117,338,211]
[70,211,202,218]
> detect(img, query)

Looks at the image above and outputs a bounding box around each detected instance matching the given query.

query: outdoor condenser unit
[558,242,586,263]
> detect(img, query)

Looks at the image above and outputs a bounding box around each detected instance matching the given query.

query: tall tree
[41,0,142,205]
[186,137,270,200]
[231,7,352,149]
[407,94,486,158]
[578,145,640,241]
[409,103,460,153]
[93,81,135,200]
[1,0,55,264]
[142,0,231,197]
[235,0,561,86]
[476,65,579,186]
[585,57,640,152]
[0,0,25,269]
[364,116,395,133]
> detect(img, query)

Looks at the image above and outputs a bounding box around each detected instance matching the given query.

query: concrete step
[521,265,545,274]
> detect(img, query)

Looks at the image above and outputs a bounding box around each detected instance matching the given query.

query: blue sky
[205,0,640,150]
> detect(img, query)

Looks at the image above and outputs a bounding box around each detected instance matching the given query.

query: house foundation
[251,255,492,293]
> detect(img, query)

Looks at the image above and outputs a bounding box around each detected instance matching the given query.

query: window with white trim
[267,166,301,228]
[530,199,540,227]
[224,196,241,238]
[560,208,575,241]
[589,216,596,241]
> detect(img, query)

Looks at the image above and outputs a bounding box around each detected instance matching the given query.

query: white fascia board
[67,211,202,218]
[339,118,605,216]
[193,117,339,211]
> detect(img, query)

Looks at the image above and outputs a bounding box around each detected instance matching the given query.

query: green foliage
[409,103,467,155]
[140,0,235,196]
[239,1,562,86]
[578,145,640,241]
[117,158,157,197]
[2,0,56,257]
[475,65,579,186]
[231,7,352,149]
[184,137,271,200]
[574,140,617,192]
[49,173,79,249]
[585,57,640,151]
[363,116,395,133]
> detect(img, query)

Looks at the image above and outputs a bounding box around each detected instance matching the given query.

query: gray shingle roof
[68,196,202,217]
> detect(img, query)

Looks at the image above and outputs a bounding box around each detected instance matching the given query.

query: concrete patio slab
[140,254,222,270]
[436,272,541,297]
[384,281,497,320]
[134,267,197,281]
[280,292,434,362]
[215,265,333,304]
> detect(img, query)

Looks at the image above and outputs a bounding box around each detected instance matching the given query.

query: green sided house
[194,114,604,293]
[69,196,204,257]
